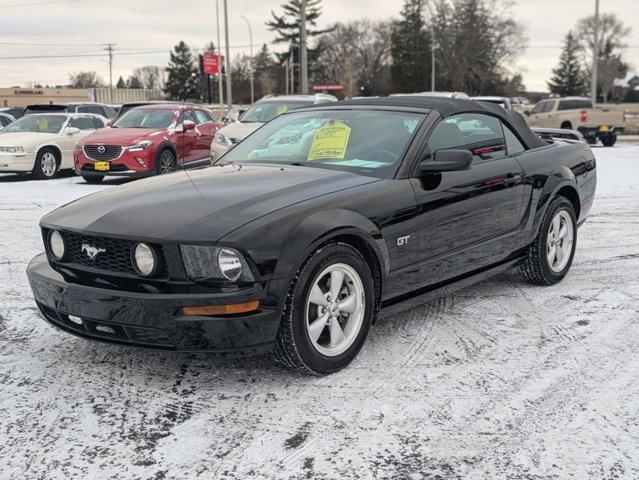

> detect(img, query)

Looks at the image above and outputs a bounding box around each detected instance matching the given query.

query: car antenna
[179,100,205,200]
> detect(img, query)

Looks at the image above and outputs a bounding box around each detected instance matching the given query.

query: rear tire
[82,175,104,184]
[272,243,375,375]
[601,134,617,147]
[31,148,60,180]
[519,196,577,285]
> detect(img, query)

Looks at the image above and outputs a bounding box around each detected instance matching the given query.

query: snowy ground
[0,146,638,480]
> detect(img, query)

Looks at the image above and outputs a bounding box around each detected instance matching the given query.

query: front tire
[273,243,375,375]
[156,149,176,175]
[520,196,577,285]
[32,148,60,180]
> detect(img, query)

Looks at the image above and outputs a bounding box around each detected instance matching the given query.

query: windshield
[2,115,66,134]
[239,100,312,123]
[220,110,427,178]
[113,108,175,128]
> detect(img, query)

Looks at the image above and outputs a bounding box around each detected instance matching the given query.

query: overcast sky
[1,0,637,92]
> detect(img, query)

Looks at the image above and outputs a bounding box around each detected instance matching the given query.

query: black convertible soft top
[305,96,547,150]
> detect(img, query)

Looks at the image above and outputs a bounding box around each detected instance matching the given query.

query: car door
[527,101,548,127]
[176,109,198,164]
[61,116,97,168]
[410,113,527,285]
[192,109,215,161]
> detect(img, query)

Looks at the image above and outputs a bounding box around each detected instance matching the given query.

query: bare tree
[69,71,105,88]
[575,13,631,102]
[315,20,393,97]
[132,66,165,90]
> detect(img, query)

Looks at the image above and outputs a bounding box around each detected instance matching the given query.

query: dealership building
[1,87,164,107]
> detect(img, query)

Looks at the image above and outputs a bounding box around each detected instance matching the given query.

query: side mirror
[419,149,473,174]
[65,127,81,136]
[176,120,196,133]
[524,110,530,116]
[105,120,113,127]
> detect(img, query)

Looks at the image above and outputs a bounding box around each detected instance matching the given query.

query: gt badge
[397,235,410,246]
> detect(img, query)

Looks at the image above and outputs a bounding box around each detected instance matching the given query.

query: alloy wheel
[41,152,57,177]
[305,263,365,357]
[160,152,175,174]
[547,210,574,273]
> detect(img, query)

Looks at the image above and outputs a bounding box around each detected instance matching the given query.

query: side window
[69,116,97,131]
[92,116,106,129]
[103,106,118,119]
[194,110,210,125]
[543,101,555,113]
[427,113,507,162]
[502,123,526,155]
[530,102,545,115]
[179,109,197,124]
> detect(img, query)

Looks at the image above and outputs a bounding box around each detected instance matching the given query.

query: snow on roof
[614,71,639,88]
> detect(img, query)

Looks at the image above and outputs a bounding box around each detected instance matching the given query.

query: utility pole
[300,0,308,94]
[216,0,224,109]
[431,41,438,92]
[223,0,232,109]
[103,43,116,103]
[240,15,254,104]
[590,0,600,106]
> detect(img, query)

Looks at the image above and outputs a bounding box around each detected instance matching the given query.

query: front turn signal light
[182,301,260,316]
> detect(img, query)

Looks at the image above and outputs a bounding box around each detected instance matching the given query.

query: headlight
[49,230,66,260]
[132,243,157,277]
[180,245,254,282]
[214,133,230,146]
[128,140,154,152]
[0,146,24,153]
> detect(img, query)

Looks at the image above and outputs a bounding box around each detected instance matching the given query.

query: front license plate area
[94,161,110,171]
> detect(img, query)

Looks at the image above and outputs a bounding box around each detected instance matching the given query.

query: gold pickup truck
[525,97,625,147]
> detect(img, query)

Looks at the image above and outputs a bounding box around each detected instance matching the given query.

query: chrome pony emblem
[81,243,106,260]
[97,145,106,153]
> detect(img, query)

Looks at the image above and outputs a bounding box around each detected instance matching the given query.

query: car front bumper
[75,148,155,177]
[0,152,35,172]
[27,253,282,356]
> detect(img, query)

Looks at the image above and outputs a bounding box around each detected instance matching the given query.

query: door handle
[504,173,524,185]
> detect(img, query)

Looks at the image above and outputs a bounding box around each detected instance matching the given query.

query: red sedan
[74,104,222,183]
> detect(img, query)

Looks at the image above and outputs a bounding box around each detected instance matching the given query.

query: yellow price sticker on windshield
[276,104,288,116]
[307,121,351,161]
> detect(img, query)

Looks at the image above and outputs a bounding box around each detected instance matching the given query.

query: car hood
[82,127,165,145]
[217,122,263,142]
[0,131,57,146]
[41,164,379,242]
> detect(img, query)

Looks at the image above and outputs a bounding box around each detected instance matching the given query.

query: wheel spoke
[558,225,567,239]
[338,294,357,314]
[329,270,344,299]
[308,313,329,342]
[551,215,561,236]
[329,317,345,346]
[547,246,556,266]
[309,285,329,307]
[555,244,565,263]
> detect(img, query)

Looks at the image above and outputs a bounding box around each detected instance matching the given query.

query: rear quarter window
[558,100,593,111]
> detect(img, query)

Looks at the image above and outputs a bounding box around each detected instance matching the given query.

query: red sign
[313,84,344,91]
[203,53,224,75]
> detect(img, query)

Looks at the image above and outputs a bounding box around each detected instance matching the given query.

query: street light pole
[216,0,224,109]
[431,41,437,92]
[223,0,232,109]
[590,0,600,106]
[300,0,308,94]
[240,14,254,104]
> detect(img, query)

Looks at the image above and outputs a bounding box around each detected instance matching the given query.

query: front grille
[83,145,123,161]
[48,230,168,278]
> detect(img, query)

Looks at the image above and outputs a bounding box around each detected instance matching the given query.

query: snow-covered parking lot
[1,146,638,479]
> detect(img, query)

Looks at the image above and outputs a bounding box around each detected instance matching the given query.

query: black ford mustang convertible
[27,97,597,374]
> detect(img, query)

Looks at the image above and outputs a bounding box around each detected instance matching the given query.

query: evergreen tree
[116,76,126,89]
[390,0,430,93]
[127,75,143,89]
[164,41,199,101]
[548,32,588,96]
[265,0,333,92]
